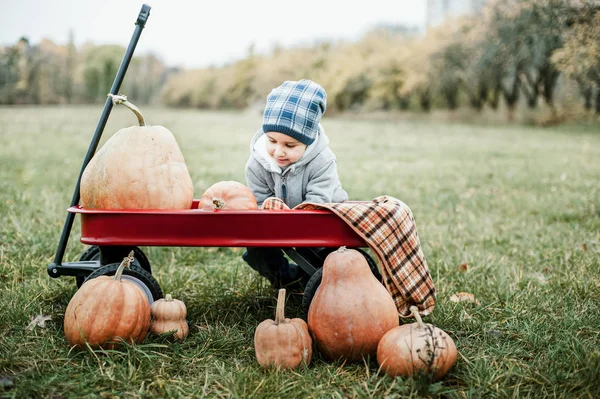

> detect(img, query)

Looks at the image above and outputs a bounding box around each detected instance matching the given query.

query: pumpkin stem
[338,246,347,252]
[113,250,135,282]
[108,94,146,126]
[165,294,173,301]
[212,197,225,210]
[410,305,426,329]
[274,288,287,325]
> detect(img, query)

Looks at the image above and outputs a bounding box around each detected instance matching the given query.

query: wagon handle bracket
[136,4,151,26]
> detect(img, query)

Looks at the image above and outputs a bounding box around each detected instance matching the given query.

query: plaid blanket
[261,196,436,317]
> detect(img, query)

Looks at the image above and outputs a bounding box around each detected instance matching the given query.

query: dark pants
[242,247,309,289]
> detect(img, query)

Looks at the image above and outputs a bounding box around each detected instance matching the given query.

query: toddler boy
[243,79,348,290]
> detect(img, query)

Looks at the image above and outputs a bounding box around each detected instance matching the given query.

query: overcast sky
[0,0,426,69]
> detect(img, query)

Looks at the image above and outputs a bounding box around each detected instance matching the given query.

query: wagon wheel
[76,246,152,288]
[301,248,381,320]
[83,263,163,305]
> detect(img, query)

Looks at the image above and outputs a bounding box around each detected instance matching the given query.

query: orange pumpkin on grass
[149,294,189,341]
[64,251,151,349]
[377,306,457,380]
[254,289,312,369]
[308,247,399,361]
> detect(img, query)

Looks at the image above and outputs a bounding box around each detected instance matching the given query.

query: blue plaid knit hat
[262,79,327,146]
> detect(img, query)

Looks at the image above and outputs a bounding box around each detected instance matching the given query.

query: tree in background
[125,53,168,104]
[362,29,410,111]
[0,45,21,104]
[0,36,168,105]
[366,55,406,110]
[16,38,42,104]
[38,39,71,104]
[515,0,569,110]
[396,25,450,112]
[218,45,257,109]
[82,45,122,102]
[464,0,578,119]
[430,42,465,110]
[552,8,600,112]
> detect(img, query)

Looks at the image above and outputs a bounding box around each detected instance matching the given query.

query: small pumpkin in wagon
[80,94,194,210]
[64,251,151,349]
[198,181,258,211]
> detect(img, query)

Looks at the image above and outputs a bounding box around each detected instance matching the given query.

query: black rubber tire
[83,263,163,305]
[301,267,323,319]
[76,246,151,288]
[301,248,381,319]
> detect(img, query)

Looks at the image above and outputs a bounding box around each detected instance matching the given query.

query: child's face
[265,132,307,168]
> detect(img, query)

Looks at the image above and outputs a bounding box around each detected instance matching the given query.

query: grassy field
[0,105,599,398]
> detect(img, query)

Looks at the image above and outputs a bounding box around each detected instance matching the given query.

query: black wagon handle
[49,4,151,271]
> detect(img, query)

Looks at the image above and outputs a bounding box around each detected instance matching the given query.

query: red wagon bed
[69,200,366,248]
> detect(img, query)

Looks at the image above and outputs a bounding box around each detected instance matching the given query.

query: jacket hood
[249,124,330,174]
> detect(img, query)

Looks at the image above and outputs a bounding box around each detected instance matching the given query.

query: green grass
[0,105,599,398]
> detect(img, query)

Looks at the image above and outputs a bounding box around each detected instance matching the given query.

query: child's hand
[261,197,290,210]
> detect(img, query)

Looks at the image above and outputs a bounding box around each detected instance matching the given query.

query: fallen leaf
[449,292,481,305]
[458,263,469,272]
[26,314,52,331]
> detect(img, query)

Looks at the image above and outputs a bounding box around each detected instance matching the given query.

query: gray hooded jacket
[245,125,348,208]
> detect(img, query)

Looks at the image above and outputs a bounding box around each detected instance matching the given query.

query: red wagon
[47,5,379,316]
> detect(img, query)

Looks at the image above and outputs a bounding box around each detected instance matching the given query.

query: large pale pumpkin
[80,94,194,209]
[254,289,312,369]
[198,181,257,211]
[64,251,151,349]
[308,247,399,361]
[149,294,189,341]
[377,306,457,381]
